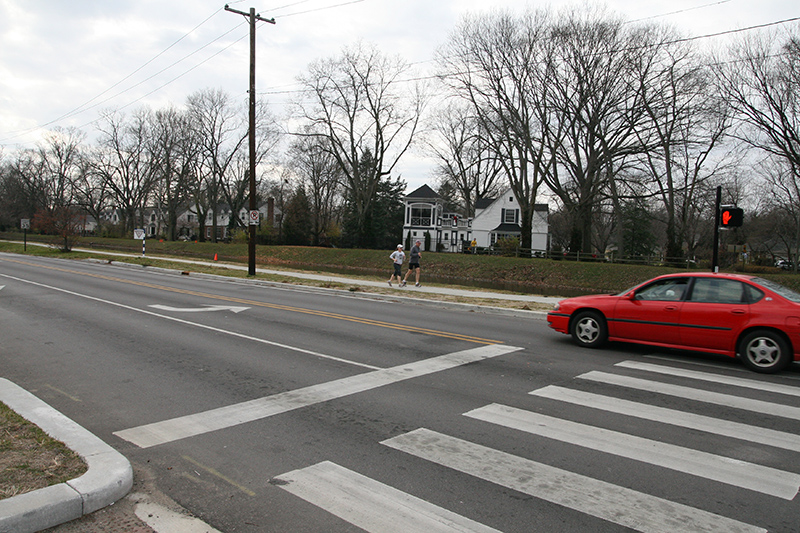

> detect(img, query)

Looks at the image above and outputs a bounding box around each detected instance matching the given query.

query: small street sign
[20,219,30,230]
[249,210,260,226]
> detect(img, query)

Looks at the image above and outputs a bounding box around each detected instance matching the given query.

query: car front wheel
[738,329,791,373]
[570,310,607,348]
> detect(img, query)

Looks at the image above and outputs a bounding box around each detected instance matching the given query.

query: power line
[0,8,228,144]
[274,0,365,19]
[1,0,369,146]
[626,0,733,24]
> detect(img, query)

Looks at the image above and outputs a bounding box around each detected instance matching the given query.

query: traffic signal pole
[712,186,721,273]
[224,5,275,276]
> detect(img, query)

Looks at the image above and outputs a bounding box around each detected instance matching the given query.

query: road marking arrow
[148,304,250,313]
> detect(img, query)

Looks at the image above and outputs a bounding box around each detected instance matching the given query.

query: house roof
[476,196,548,211]
[405,184,440,200]
[475,197,495,210]
[490,223,522,233]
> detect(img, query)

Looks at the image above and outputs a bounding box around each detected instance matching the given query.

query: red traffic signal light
[720,207,743,227]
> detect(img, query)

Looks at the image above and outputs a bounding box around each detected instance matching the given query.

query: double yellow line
[2,258,502,345]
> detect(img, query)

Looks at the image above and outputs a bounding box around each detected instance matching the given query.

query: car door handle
[664,305,679,311]
[731,309,746,315]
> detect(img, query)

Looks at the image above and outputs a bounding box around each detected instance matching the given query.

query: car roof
[655,272,755,281]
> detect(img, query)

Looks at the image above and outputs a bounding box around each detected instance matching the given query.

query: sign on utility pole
[20,219,30,251]
[134,229,146,256]
[225,4,275,276]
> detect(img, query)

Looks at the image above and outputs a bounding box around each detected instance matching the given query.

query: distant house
[471,189,548,251]
[100,198,281,241]
[401,185,549,252]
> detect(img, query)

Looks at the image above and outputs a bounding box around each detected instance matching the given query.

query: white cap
[397,244,403,248]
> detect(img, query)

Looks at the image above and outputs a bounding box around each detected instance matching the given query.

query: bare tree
[427,102,503,217]
[147,106,198,240]
[36,127,86,211]
[73,156,111,236]
[634,27,732,260]
[0,150,47,227]
[714,26,800,263]
[186,89,247,242]
[287,134,343,246]
[295,41,425,247]
[438,9,558,250]
[544,9,651,254]
[94,109,158,234]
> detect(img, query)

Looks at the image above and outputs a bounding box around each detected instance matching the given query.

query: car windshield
[752,277,800,303]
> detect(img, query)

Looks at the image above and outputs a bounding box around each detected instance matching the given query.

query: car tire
[738,329,791,373]
[570,310,607,348]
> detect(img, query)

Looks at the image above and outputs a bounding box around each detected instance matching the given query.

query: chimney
[267,197,275,225]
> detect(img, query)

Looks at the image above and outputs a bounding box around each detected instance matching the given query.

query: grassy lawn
[2,233,798,295]
[0,402,86,500]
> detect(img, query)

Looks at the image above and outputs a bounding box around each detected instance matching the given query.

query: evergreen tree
[621,201,656,257]
[282,186,313,245]
[341,149,406,248]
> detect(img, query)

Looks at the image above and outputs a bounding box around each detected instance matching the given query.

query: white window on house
[509,196,514,202]
[187,214,194,223]
[504,209,518,224]
[150,213,156,222]
[410,206,433,226]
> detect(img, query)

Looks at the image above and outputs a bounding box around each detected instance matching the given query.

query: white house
[471,189,548,251]
[401,185,549,253]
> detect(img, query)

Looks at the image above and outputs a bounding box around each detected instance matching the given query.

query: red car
[547,272,800,373]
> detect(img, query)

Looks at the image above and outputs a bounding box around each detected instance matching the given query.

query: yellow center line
[2,258,502,345]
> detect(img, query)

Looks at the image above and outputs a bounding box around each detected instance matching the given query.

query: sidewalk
[71,246,563,309]
[0,246,562,531]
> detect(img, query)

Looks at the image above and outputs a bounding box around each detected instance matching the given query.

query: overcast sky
[1,0,797,191]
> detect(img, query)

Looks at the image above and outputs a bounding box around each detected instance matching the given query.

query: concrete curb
[0,378,133,533]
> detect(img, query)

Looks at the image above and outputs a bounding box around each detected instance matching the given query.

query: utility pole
[712,185,721,273]
[224,4,275,276]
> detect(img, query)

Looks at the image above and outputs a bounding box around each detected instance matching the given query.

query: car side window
[635,278,688,301]
[743,283,764,303]
[688,278,747,304]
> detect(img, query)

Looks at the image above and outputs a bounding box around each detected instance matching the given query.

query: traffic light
[720,207,743,227]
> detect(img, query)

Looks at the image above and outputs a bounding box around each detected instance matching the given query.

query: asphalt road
[2,252,800,532]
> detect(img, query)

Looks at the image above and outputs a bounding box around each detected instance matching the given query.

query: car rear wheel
[738,329,791,373]
[570,310,607,348]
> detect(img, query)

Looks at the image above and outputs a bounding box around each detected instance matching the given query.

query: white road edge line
[273,461,502,533]
[0,272,378,370]
[115,344,522,448]
[382,428,765,533]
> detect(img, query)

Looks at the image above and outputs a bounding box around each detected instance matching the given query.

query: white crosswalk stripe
[273,461,502,533]
[530,385,800,452]
[274,360,798,532]
[382,428,764,533]
[615,360,800,397]
[464,403,800,499]
[579,370,800,420]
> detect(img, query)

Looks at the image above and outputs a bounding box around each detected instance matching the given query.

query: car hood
[553,293,620,310]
